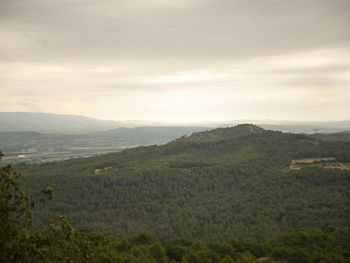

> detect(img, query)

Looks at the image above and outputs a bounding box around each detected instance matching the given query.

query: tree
[0,151,53,261]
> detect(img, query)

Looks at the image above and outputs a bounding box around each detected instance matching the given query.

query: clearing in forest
[289,157,350,170]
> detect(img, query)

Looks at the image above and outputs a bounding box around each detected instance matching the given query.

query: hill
[17,124,350,241]
[311,131,350,142]
[2,162,349,262]
[178,124,264,141]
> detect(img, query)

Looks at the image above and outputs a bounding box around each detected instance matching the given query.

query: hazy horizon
[1,0,349,122]
[2,111,350,125]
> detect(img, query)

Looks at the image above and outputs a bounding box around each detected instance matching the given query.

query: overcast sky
[1,0,349,122]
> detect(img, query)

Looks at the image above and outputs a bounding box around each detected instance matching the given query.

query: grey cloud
[270,64,350,75]
[1,0,349,121]
[1,0,349,63]
[282,76,337,88]
[16,99,43,112]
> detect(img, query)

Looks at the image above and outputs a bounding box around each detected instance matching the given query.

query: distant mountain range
[0,112,123,133]
[1,112,350,133]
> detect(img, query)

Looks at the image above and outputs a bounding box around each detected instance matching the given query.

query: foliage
[17,125,350,240]
[1,150,350,262]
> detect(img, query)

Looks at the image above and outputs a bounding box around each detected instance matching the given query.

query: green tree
[0,151,36,261]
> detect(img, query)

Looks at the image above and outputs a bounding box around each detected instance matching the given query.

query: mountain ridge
[177,124,264,142]
[2,112,350,133]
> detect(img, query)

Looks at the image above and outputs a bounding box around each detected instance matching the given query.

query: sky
[0,0,349,122]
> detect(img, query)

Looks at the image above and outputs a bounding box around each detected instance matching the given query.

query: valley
[0,126,207,164]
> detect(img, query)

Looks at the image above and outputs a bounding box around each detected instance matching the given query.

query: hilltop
[177,124,264,141]
[18,125,350,241]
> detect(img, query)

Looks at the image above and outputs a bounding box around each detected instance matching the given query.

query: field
[0,126,207,164]
[1,146,132,164]
[289,157,350,170]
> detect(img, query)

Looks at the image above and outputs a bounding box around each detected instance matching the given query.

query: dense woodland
[14,124,350,242]
[1,155,349,262]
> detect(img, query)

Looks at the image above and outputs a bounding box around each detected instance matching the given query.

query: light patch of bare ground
[323,163,350,170]
[289,157,350,170]
[94,166,117,175]
[257,257,269,261]
[291,157,335,164]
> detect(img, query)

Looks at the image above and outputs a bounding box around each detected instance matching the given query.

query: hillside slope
[311,131,350,142]
[18,124,350,241]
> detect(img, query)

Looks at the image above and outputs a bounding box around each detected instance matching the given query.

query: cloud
[16,98,43,112]
[0,97,43,112]
[0,0,349,121]
[1,0,349,63]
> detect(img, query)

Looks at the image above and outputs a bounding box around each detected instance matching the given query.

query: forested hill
[18,124,350,241]
[177,124,264,141]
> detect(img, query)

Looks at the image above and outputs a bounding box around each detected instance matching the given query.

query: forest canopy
[16,125,350,241]
[1,152,350,262]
